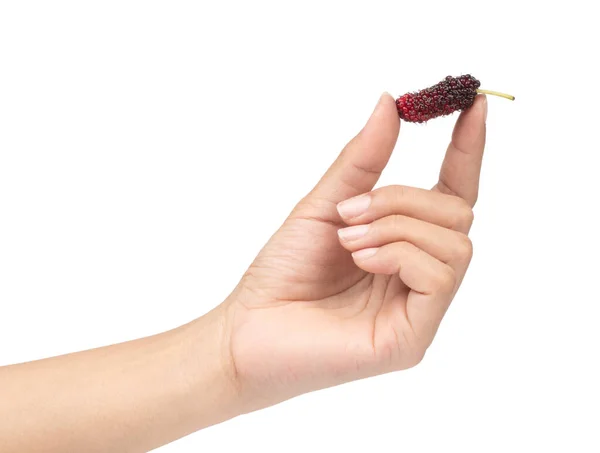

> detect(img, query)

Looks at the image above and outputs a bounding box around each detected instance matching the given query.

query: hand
[223,93,487,411]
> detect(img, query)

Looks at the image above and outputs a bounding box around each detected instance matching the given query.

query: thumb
[304,93,400,213]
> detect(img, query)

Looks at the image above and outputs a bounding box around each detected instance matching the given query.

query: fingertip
[452,95,487,144]
[470,94,487,122]
[476,94,487,122]
[380,91,396,105]
[457,94,486,121]
[373,91,399,118]
[360,92,400,146]
[352,247,379,261]
[381,92,401,128]
[358,92,399,139]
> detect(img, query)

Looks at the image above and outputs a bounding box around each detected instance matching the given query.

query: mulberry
[396,75,514,123]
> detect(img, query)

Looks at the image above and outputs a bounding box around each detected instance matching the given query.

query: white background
[1,1,599,451]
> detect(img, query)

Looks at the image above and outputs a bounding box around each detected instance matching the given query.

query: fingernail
[481,95,488,122]
[352,248,378,260]
[337,194,372,219]
[338,224,370,241]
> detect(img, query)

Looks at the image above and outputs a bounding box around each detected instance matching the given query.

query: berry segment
[396,75,514,123]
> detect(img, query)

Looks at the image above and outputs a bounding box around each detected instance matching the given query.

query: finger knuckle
[454,233,474,261]
[433,267,456,293]
[291,195,326,218]
[395,240,417,256]
[406,346,427,368]
[451,198,475,230]
[390,214,408,229]
[388,185,408,205]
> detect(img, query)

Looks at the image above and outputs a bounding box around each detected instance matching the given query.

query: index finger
[432,95,487,207]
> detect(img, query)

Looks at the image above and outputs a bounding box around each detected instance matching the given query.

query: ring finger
[338,214,473,271]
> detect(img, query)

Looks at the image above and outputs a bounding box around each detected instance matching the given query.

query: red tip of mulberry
[396,75,481,123]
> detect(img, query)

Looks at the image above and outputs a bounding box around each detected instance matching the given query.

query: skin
[0,93,488,452]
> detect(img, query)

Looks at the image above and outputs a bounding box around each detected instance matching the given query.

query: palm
[232,205,416,401]
[249,214,370,302]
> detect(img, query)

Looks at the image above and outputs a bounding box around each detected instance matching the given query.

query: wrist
[173,302,244,429]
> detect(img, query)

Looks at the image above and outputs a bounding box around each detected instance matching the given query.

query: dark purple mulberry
[396,75,482,123]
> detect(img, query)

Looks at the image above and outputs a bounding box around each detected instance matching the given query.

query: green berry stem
[476,89,515,101]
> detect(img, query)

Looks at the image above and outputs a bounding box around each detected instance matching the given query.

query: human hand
[0,93,487,452]
[222,93,487,411]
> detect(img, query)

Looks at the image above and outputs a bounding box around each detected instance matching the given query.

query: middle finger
[336,185,474,234]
